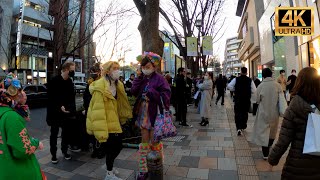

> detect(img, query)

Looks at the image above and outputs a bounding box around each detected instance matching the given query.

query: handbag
[278,92,288,117]
[153,97,177,143]
[303,109,320,156]
[252,103,259,116]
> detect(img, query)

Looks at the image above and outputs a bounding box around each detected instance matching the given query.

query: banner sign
[202,36,213,55]
[187,37,198,56]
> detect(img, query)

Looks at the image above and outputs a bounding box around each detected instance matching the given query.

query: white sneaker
[102,165,119,175]
[237,130,242,136]
[263,156,268,160]
[105,171,122,180]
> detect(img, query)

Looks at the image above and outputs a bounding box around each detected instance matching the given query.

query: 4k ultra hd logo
[275,7,314,36]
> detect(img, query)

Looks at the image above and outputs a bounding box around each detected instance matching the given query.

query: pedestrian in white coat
[251,68,282,159]
[198,72,213,126]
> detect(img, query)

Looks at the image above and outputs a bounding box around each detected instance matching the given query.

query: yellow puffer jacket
[86,78,132,143]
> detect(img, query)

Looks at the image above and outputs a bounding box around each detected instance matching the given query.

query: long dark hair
[291,67,320,104]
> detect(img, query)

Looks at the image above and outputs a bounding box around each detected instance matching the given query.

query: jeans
[262,139,275,157]
[102,133,123,171]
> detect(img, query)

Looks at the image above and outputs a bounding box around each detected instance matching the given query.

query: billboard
[187,37,198,56]
[202,36,213,55]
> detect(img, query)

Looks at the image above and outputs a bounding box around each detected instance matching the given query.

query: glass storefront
[309,36,320,74]
[273,38,287,77]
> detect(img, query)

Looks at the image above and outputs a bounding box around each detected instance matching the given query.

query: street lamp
[195,19,202,74]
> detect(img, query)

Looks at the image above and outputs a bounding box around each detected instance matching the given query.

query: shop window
[309,37,320,74]
[242,21,248,38]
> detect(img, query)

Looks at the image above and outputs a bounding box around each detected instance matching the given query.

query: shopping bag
[286,91,291,102]
[193,91,200,100]
[278,93,287,117]
[153,97,177,142]
[303,112,320,156]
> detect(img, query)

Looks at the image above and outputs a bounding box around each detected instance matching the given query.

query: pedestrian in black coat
[215,74,226,105]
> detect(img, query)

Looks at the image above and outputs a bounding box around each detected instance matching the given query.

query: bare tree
[133,0,164,56]
[48,0,132,75]
[159,0,225,75]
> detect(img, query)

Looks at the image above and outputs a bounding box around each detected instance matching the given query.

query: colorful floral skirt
[136,96,152,130]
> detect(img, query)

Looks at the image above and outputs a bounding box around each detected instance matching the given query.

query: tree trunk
[137,0,163,56]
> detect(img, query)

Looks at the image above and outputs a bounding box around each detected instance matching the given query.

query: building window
[242,21,248,38]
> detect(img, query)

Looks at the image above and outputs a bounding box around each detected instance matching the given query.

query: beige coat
[251,78,282,146]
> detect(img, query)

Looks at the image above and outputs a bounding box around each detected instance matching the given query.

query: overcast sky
[94,0,241,64]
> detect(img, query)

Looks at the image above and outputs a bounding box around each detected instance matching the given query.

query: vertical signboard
[16,0,26,56]
[187,37,198,56]
[202,36,213,55]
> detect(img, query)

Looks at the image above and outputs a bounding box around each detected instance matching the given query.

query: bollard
[146,150,163,180]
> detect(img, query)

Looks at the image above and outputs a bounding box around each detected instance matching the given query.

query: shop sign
[275,7,314,36]
[274,66,283,70]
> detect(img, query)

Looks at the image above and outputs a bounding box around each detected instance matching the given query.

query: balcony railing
[12,23,53,41]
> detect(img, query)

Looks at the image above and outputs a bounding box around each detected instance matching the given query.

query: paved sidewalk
[36,95,287,180]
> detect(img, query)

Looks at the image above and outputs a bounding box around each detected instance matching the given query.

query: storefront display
[309,36,320,74]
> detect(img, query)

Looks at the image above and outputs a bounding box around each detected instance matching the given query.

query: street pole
[37,26,40,85]
[198,28,201,74]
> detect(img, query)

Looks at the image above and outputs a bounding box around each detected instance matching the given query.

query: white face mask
[142,69,154,76]
[110,70,120,80]
[292,72,296,75]
[204,75,209,80]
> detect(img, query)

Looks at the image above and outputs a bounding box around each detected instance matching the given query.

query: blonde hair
[102,61,120,76]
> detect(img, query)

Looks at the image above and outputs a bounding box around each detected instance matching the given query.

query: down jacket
[268,95,320,180]
[86,77,132,143]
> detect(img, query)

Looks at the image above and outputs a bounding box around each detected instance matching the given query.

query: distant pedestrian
[47,61,79,164]
[277,70,287,95]
[86,61,132,180]
[286,69,297,104]
[125,73,135,97]
[215,74,226,105]
[175,68,192,127]
[83,63,103,158]
[251,68,282,159]
[0,74,45,180]
[186,72,193,105]
[228,67,256,136]
[253,76,261,87]
[268,67,320,180]
[198,72,213,126]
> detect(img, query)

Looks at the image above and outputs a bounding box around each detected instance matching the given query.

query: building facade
[294,0,320,74]
[12,0,53,85]
[0,0,13,72]
[49,0,95,82]
[236,0,264,78]
[258,0,299,78]
[223,36,242,77]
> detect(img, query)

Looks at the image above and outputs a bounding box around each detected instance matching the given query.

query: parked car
[23,85,48,107]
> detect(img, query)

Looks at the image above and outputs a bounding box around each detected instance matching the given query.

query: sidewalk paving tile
[187,168,209,179]
[207,150,224,158]
[178,156,200,168]
[224,150,236,158]
[258,172,282,180]
[190,150,208,157]
[114,159,138,171]
[198,157,217,169]
[209,169,238,180]
[235,150,252,157]
[165,166,189,177]
[46,159,86,172]
[70,174,96,180]
[238,165,258,176]
[163,155,182,166]
[238,175,260,180]
[174,149,191,156]
[236,157,255,165]
[218,158,237,170]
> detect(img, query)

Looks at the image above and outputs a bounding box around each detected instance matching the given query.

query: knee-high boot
[137,143,150,179]
[151,142,164,162]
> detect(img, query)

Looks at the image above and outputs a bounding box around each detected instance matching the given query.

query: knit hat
[4,73,21,96]
[136,52,161,66]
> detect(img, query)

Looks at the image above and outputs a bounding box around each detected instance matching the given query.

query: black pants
[176,101,187,124]
[262,139,275,157]
[216,91,224,104]
[234,102,250,130]
[50,122,71,156]
[102,133,123,171]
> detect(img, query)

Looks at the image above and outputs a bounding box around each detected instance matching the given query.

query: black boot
[199,118,205,125]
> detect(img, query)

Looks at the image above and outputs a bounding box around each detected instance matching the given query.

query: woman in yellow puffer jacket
[86,61,132,180]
